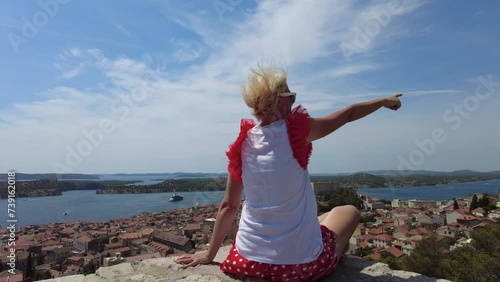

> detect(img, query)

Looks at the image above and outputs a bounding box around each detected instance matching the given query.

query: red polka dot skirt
[220,225,338,281]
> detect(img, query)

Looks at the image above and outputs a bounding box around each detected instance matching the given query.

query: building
[182,224,201,238]
[407,199,438,209]
[471,207,486,217]
[373,234,393,248]
[395,216,413,227]
[147,241,173,257]
[446,210,466,224]
[391,199,408,208]
[436,225,459,239]
[150,231,194,253]
[201,218,216,234]
[488,209,500,219]
[118,232,142,247]
[366,201,385,211]
[104,242,124,251]
[456,215,480,227]
[45,247,72,264]
[103,253,124,267]
[311,182,342,195]
[73,236,97,252]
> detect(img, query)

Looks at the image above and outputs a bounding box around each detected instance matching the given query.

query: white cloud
[1,0,498,174]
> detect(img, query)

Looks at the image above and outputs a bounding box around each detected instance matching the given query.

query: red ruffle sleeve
[285,105,313,170]
[226,119,255,181]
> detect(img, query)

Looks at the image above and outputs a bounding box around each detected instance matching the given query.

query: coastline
[2,180,499,228]
[2,171,500,199]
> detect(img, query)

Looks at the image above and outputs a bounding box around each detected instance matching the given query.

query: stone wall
[43,245,450,282]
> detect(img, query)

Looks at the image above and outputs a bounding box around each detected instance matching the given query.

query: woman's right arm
[307,94,402,143]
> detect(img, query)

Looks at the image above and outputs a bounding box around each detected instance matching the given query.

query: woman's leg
[319,205,361,259]
[317,211,329,223]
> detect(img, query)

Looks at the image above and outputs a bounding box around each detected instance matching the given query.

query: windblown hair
[242,66,288,121]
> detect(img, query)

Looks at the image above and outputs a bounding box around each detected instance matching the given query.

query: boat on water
[169,193,183,202]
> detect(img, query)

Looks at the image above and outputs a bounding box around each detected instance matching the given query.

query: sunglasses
[279,92,296,104]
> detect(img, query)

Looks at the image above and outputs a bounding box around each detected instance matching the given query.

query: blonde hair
[242,66,288,121]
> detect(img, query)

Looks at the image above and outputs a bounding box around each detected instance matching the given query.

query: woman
[175,66,403,281]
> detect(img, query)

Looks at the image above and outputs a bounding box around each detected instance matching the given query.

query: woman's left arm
[175,176,243,268]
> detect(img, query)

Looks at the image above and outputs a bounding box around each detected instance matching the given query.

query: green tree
[355,246,374,257]
[478,195,490,208]
[27,252,33,279]
[487,203,497,211]
[317,188,362,214]
[360,214,376,223]
[379,252,402,270]
[322,193,331,202]
[34,269,52,280]
[470,222,500,257]
[453,199,459,209]
[439,246,500,282]
[401,235,444,278]
[469,194,478,212]
[402,222,500,281]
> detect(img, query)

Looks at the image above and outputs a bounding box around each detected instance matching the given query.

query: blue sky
[1,0,499,174]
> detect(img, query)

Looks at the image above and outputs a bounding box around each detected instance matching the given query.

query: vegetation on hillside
[95,177,227,194]
[0,179,136,198]
[391,222,500,282]
[317,188,363,213]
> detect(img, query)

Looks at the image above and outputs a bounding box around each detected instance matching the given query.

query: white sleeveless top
[233,118,324,264]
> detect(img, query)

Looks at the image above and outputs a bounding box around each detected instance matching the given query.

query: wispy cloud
[405,89,462,96]
[170,38,206,62]
[54,48,90,79]
[109,20,132,37]
[327,64,381,78]
[39,29,145,49]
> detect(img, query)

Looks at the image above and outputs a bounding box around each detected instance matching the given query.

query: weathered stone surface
[43,245,450,282]
[47,274,85,282]
[95,262,135,279]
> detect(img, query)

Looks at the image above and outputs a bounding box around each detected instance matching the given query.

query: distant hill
[4,170,499,181]
[0,173,99,181]
[350,170,500,176]
[310,171,500,189]
[0,172,226,182]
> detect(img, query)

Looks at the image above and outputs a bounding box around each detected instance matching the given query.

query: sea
[2,179,499,228]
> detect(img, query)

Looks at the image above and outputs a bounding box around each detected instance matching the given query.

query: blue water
[2,180,499,228]
[357,179,500,201]
[2,190,225,228]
